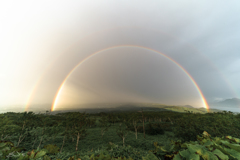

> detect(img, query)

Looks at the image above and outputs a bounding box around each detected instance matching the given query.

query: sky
[0,1,240,112]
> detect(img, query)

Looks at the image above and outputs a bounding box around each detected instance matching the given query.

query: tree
[67,112,88,151]
[141,108,146,138]
[36,113,53,148]
[15,112,36,147]
[0,115,20,141]
[57,115,70,153]
[28,127,42,149]
[107,113,118,125]
[130,113,141,139]
[99,116,111,138]
[47,124,62,144]
[116,119,131,147]
[86,117,96,128]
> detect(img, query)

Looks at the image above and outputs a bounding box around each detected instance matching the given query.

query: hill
[50,103,225,115]
[209,98,240,113]
[210,98,240,107]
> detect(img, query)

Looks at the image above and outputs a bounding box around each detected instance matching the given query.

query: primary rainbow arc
[51,45,209,112]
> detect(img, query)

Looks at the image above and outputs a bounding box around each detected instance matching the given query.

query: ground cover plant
[0,109,239,159]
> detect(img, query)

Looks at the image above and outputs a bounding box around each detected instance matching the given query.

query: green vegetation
[0,109,239,159]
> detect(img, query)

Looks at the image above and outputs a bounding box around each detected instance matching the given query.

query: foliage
[15,112,37,147]
[1,110,240,159]
[99,116,111,138]
[173,112,240,142]
[142,152,159,160]
[43,144,60,154]
[17,149,48,160]
[145,123,165,135]
[116,120,131,147]
[0,141,24,159]
[150,131,240,160]
[0,115,20,141]
[105,142,146,159]
[67,112,88,151]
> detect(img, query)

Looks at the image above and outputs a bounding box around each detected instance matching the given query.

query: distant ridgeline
[209,98,240,113]
[50,103,226,115]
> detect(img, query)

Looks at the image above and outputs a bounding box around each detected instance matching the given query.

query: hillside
[51,103,225,114]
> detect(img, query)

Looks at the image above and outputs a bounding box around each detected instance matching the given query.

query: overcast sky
[0,1,240,112]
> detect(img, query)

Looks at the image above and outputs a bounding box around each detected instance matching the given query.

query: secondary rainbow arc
[51,45,209,112]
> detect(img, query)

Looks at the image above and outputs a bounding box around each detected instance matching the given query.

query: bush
[145,123,165,135]
[173,112,240,142]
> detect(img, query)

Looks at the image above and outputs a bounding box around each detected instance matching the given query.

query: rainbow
[24,62,55,112]
[25,78,41,111]
[51,45,209,111]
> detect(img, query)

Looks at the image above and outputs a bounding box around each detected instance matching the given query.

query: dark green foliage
[0,115,21,141]
[1,109,240,159]
[66,112,88,151]
[145,123,165,135]
[129,123,165,135]
[107,113,120,125]
[150,131,240,160]
[3,131,240,160]
[99,116,111,138]
[116,121,130,147]
[157,123,173,132]
[22,149,48,160]
[104,142,147,159]
[173,111,240,142]
[43,144,60,154]
[142,152,159,160]
[0,141,25,159]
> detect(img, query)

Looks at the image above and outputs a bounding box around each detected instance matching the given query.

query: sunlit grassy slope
[161,106,224,114]
[52,103,225,114]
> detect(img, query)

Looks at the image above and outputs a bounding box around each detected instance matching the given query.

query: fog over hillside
[209,98,240,113]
